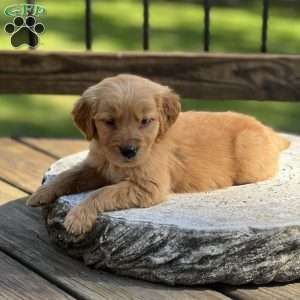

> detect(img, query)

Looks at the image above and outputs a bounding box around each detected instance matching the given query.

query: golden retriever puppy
[27,74,290,235]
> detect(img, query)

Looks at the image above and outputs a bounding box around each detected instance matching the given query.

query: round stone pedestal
[44,134,300,285]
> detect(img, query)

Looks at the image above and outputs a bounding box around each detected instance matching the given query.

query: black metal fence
[84,0,270,53]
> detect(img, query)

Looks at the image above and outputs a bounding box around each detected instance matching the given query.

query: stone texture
[44,134,300,286]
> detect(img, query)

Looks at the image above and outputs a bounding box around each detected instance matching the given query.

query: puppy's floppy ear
[155,89,181,139]
[72,95,96,140]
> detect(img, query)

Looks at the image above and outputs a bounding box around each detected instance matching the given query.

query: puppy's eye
[141,118,153,127]
[103,119,116,128]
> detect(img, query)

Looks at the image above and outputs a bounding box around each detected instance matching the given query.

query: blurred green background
[1,0,300,137]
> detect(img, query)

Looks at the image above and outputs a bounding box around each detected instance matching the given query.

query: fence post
[143,0,149,50]
[203,0,210,52]
[26,0,35,49]
[261,0,269,53]
[85,0,92,50]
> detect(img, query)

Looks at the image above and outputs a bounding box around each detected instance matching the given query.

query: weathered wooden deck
[1,137,300,300]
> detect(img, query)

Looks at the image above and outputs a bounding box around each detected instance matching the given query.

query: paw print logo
[4,16,45,48]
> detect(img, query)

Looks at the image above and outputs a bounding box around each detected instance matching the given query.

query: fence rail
[1,51,299,101]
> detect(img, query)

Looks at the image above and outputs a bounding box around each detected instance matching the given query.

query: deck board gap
[0,177,31,195]
[13,137,60,159]
[0,245,83,300]
[213,285,241,300]
[0,250,76,300]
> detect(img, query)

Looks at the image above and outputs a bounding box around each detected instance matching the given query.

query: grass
[0,0,300,137]
[1,95,299,137]
[0,95,79,137]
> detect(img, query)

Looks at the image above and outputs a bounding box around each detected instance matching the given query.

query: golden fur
[27,74,290,235]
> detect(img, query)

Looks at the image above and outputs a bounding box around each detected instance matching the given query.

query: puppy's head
[72,74,180,167]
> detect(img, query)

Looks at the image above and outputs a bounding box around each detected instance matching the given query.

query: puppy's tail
[271,131,290,151]
[278,136,290,151]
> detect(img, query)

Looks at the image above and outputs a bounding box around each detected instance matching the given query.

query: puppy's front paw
[64,204,97,235]
[26,185,57,207]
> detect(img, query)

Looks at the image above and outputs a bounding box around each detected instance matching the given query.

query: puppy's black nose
[119,145,138,159]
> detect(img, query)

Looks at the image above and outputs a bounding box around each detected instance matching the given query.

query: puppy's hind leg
[234,128,283,185]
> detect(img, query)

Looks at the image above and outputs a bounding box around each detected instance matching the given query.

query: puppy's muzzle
[119,145,138,159]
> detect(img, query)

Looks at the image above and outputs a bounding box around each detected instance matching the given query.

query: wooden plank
[0,50,299,101]
[0,198,231,300]
[222,283,300,300]
[20,138,89,158]
[0,251,74,300]
[0,138,55,193]
[0,180,27,204]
